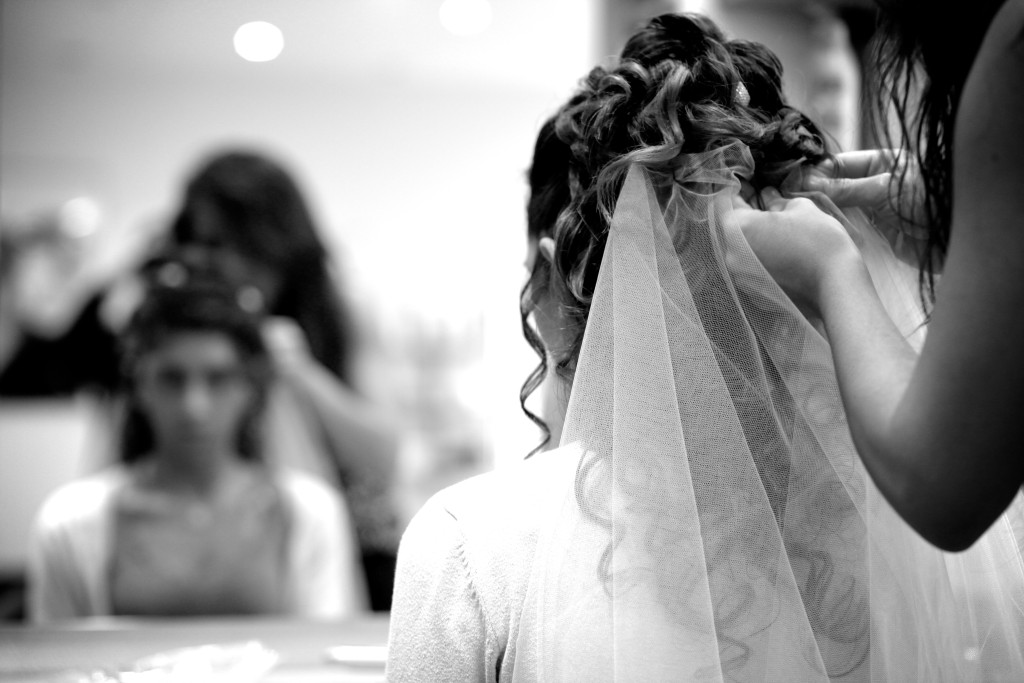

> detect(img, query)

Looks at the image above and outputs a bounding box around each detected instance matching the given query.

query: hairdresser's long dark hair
[170,150,355,385]
[870,0,1008,301]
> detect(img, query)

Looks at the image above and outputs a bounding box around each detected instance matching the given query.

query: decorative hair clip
[237,285,265,313]
[734,81,750,107]
[155,261,188,288]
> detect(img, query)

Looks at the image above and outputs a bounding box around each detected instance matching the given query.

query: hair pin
[155,262,188,288]
[237,286,265,313]
[734,81,750,107]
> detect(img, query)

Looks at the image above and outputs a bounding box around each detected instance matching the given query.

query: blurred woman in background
[167,150,400,610]
[28,263,365,621]
[5,148,401,611]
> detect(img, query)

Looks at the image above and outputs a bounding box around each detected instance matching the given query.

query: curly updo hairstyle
[521,13,831,451]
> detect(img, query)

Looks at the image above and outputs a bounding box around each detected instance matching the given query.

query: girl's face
[134,330,255,461]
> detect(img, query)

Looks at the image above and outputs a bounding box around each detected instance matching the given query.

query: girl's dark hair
[118,260,272,463]
[521,13,829,452]
[520,119,575,451]
[869,0,1007,301]
[170,150,354,384]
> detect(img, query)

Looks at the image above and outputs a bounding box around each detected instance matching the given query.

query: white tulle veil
[512,141,1024,681]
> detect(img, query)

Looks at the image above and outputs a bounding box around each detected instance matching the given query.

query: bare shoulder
[954,0,1024,241]
[957,0,1024,151]
[986,0,1024,40]
[971,0,1024,59]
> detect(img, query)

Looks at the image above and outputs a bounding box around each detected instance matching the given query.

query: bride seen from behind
[386,13,1024,682]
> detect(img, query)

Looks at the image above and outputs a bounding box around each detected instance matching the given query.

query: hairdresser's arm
[742,187,1020,552]
[283,359,399,485]
[736,193,942,538]
[889,0,1024,547]
[737,0,1024,551]
[264,318,399,489]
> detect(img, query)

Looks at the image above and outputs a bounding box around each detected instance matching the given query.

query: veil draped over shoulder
[512,142,1024,681]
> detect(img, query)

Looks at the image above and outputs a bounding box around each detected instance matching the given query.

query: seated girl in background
[27,260,366,621]
[3,148,400,611]
[167,150,399,611]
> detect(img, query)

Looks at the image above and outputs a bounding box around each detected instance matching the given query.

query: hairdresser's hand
[731,188,864,317]
[787,149,928,266]
[789,149,900,212]
[263,316,314,374]
[262,315,342,402]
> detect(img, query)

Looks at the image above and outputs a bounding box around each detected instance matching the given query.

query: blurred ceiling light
[439,0,493,37]
[233,21,285,62]
[59,197,102,238]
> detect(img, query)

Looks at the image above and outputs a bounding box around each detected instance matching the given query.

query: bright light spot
[233,21,284,62]
[439,0,493,37]
[59,197,102,238]
[964,646,980,662]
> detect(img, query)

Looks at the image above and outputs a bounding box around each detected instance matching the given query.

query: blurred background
[0,0,875,621]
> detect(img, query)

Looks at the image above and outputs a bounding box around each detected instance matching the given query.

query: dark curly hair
[521,13,830,452]
[118,259,272,463]
[520,14,871,677]
[870,0,1008,301]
